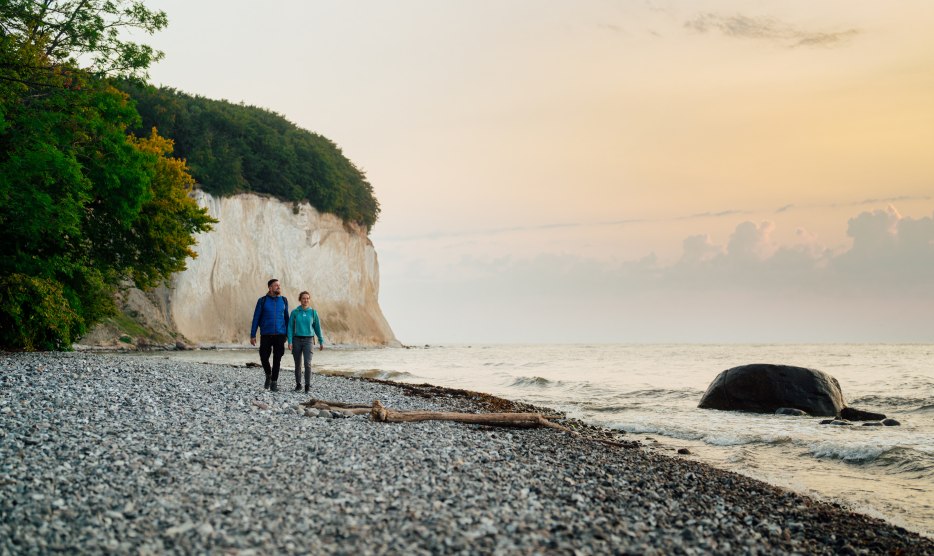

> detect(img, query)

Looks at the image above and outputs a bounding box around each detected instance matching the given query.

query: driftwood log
[368,400,577,434]
[302,398,579,437]
[301,398,371,415]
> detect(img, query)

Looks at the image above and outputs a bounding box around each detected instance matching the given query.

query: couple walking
[249,278,324,392]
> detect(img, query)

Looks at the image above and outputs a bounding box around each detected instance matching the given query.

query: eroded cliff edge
[81,191,399,348]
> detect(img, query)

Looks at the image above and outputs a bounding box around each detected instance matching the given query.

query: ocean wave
[585,404,640,413]
[808,442,896,464]
[849,394,932,410]
[624,388,703,400]
[705,433,793,447]
[617,424,705,442]
[509,376,556,387]
[874,449,934,477]
[808,443,934,478]
[319,369,414,381]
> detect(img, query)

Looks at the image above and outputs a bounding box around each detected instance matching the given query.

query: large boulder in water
[698,364,845,417]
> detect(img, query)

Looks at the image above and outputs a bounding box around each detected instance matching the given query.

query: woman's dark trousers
[292,336,313,389]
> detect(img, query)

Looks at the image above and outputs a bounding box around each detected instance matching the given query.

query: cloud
[381,206,934,342]
[685,13,860,48]
[680,234,721,264]
[668,208,933,291]
[726,220,777,262]
[835,205,934,283]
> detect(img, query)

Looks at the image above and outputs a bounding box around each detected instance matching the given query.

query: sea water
[156,343,933,537]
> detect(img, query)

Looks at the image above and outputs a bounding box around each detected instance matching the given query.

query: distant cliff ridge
[81,191,398,348]
[171,191,398,346]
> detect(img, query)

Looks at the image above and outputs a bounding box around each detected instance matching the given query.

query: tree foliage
[0,1,215,350]
[116,82,381,230]
[0,0,167,81]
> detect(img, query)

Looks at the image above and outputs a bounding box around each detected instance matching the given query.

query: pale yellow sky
[141,1,934,341]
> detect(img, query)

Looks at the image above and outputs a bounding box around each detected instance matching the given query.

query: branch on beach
[303,398,579,436]
[371,400,580,436]
[301,398,372,415]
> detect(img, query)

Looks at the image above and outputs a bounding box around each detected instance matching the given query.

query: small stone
[882,418,901,426]
[165,522,195,536]
[677,448,691,455]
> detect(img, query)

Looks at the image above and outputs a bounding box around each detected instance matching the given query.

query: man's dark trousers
[259,334,287,381]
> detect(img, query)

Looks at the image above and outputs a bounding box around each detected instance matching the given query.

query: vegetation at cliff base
[0,1,215,350]
[115,82,381,230]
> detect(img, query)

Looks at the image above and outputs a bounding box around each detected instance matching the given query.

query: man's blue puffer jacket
[250,295,289,337]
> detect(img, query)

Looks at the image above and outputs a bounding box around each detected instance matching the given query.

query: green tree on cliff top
[0,1,215,350]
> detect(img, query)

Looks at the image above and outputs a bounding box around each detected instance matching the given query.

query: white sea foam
[808,441,892,463]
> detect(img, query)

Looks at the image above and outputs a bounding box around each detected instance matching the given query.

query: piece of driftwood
[297,399,643,448]
[301,398,371,415]
[368,400,579,436]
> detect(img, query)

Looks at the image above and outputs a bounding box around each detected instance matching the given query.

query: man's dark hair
[268,278,279,287]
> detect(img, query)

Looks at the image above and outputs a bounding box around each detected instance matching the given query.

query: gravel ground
[1,352,931,555]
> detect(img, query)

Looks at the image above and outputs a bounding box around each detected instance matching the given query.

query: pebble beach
[2,352,931,555]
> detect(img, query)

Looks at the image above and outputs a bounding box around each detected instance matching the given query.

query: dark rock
[882,418,901,426]
[840,407,885,421]
[775,407,807,416]
[819,419,835,425]
[829,420,852,426]
[698,364,845,416]
[175,340,191,351]
[862,422,883,427]
[245,362,261,368]
[677,448,691,455]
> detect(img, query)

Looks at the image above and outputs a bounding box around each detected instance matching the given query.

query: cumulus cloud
[680,234,722,264]
[667,208,933,291]
[725,220,777,262]
[835,205,934,282]
[685,13,860,48]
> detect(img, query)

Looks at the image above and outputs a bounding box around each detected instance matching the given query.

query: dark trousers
[259,334,286,381]
[292,336,313,387]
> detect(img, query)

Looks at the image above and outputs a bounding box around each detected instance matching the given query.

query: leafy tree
[117,82,381,229]
[0,0,167,82]
[0,1,214,350]
[127,129,216,289]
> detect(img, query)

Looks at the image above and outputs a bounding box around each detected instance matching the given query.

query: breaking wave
[509,376,556,387]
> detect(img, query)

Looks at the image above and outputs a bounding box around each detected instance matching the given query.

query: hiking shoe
[270,381,278,392]
[294,384,302,392]
[304,385,310,394]
[264,377,270,390]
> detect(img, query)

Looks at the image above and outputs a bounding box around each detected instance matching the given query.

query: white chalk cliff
[164,191,398,346]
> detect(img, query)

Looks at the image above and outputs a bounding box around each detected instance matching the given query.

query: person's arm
[313,310,324,350]
[250,297,263,346]
[287,310,295,348]
[282,297,289,334]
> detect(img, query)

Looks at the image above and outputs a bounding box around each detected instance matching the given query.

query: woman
[286,291,324,393]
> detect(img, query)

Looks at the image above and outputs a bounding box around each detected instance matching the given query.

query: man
[250,279,289,391]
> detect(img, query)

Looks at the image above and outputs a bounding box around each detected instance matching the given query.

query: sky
[138,1,934,343]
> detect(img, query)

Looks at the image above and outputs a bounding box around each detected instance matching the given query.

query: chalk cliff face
[166,191,398,346]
